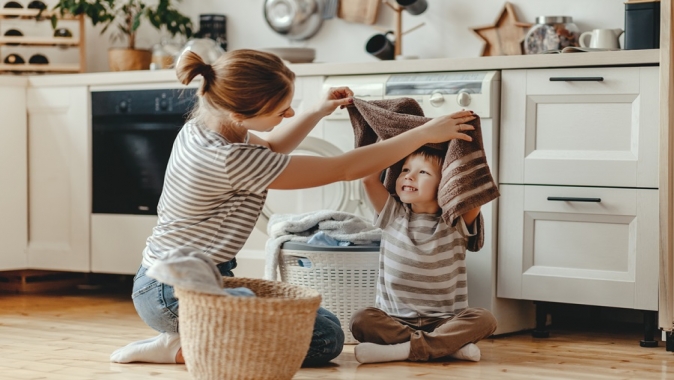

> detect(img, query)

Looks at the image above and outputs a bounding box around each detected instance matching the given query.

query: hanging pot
[264,0,326,41]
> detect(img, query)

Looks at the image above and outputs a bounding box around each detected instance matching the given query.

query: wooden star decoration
[471,2,532,56]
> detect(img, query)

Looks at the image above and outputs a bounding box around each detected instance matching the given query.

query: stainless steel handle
[547,196,601,202]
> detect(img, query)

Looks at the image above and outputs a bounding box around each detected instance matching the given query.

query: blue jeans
[131,259,344,367]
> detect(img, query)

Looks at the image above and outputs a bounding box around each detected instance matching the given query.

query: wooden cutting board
[338,0,380,25]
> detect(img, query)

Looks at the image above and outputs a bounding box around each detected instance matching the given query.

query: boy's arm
[362,171,390,214]
[462,206,481,227]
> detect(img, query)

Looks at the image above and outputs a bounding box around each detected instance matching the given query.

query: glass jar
[524,16,580,54]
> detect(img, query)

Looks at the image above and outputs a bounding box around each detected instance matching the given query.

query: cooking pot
[264,0,325,41]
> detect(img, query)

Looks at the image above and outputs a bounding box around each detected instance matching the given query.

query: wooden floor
[1,286,674,380]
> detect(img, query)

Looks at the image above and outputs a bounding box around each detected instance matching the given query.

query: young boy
[350,147,497,364]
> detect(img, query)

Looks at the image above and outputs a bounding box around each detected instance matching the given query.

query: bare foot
[176,348,185,364]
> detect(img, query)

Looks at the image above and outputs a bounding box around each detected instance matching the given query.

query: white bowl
[259,47,316,63]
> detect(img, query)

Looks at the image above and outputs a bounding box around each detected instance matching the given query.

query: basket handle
[285,255,313,269]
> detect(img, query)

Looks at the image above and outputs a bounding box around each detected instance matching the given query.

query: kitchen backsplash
[82,0,627,72]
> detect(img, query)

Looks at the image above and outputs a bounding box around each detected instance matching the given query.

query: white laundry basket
[279,241,380,344]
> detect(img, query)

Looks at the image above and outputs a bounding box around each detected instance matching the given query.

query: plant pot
[108,48,152,71]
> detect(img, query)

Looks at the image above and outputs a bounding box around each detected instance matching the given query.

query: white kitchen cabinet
[0,81,27,270]
[498,184,658,310]
[500,67,659,188]
[26,86,90,272]
[497,67,660,312]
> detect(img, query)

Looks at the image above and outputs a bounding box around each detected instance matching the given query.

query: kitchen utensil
[338,0,380,24]
[580,28,623,50]
[178,38,225,65]
[263,0,325,41]
[365,31,395,60]
[524,16,580,54]
[396,0,427,16]
[258,47,316,63]
[322,0,337,19]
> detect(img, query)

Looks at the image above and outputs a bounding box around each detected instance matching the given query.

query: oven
[90,87,196,274]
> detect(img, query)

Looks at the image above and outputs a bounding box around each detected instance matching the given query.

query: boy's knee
[349,307,380,341]
[473,308,498,335]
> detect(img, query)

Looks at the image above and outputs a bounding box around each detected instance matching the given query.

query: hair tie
[198,63,215,93]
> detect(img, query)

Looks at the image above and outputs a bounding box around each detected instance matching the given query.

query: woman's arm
[269,110,476,190]
[258,87,353,154]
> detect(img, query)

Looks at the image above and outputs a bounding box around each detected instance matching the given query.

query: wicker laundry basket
[279,242,380,344]
[175,277,321,380]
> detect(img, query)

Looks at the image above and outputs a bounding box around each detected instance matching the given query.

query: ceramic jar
[524,16,580,54]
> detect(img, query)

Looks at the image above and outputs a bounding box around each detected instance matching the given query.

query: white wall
[83,0,627,72]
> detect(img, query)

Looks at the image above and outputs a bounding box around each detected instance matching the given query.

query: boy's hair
[175,49,296,124]
[407,146,444,168]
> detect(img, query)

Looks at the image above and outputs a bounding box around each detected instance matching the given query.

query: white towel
[146,247,255,297]
[264,210,381,280]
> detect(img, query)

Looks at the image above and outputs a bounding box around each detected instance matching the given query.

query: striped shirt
[141,120,290,268]
[375,195,480,318]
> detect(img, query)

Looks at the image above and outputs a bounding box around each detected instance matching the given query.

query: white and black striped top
[141,120,290,268]
[375,195,480,318]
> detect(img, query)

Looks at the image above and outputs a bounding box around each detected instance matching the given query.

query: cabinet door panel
[497,184,658,310]
[26,86,90,272]
[0,84,27,270]
[500,67,659,188]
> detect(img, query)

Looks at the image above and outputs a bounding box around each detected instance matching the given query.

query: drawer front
[497,184,658,310]
[500,67,659,188]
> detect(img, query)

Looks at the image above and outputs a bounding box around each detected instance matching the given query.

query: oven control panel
[91,88,197,116]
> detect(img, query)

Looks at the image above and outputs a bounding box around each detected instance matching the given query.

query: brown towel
[347,97,500,231]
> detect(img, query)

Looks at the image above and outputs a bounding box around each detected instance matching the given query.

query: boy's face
[395,154,441,213]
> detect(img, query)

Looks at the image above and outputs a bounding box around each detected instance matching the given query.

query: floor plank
[1,289,673,379]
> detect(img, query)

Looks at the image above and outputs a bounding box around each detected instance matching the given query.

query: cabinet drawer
[497,184,658,310]
[500,67,659,188]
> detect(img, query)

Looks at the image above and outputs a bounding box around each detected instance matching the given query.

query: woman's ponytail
[175,50,216,94]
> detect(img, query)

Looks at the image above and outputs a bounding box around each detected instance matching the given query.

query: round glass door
[258,136,370,232]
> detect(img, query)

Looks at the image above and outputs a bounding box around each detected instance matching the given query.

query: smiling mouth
[402,186,418,192]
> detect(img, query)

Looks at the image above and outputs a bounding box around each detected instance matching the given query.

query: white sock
[354,341,410,364]
[110,332,181,364]
[449,343,481,362]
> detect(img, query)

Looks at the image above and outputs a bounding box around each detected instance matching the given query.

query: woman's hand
[419,110,477,144]
[314,86,354,116]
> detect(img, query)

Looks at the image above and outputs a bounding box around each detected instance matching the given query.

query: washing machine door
[257,136,372,233]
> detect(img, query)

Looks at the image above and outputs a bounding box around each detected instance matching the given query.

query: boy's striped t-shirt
[375,195,479,318]
[141,120,290,268]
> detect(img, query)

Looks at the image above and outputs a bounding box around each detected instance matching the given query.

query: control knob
[429,92,445,107]
[118,100,129,112]
[159,99,169,110]
[457,90,472,107]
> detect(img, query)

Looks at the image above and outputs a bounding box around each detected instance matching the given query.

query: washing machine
[239,71,533,335]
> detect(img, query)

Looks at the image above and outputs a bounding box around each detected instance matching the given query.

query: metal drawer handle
[547,196,601,202]
[549,77,604,82]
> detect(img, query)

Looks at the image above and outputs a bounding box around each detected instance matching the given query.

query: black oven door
[91,89,196,215]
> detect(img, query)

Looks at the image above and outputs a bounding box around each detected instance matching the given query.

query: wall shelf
[0,13,85,73]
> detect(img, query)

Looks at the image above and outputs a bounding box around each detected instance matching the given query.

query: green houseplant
[46,0,193,71]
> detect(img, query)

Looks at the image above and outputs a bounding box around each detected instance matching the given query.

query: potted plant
[46,0,193,71]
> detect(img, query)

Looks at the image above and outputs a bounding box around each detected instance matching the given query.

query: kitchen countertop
[6,49,660,88]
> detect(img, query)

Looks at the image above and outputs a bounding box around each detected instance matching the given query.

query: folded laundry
[264,210,381,280]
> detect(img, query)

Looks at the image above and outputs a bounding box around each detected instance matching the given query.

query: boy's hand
[315,86,354,116]
[419,110,476,144]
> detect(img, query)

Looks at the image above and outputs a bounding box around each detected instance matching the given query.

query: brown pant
[350,307,497,361]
